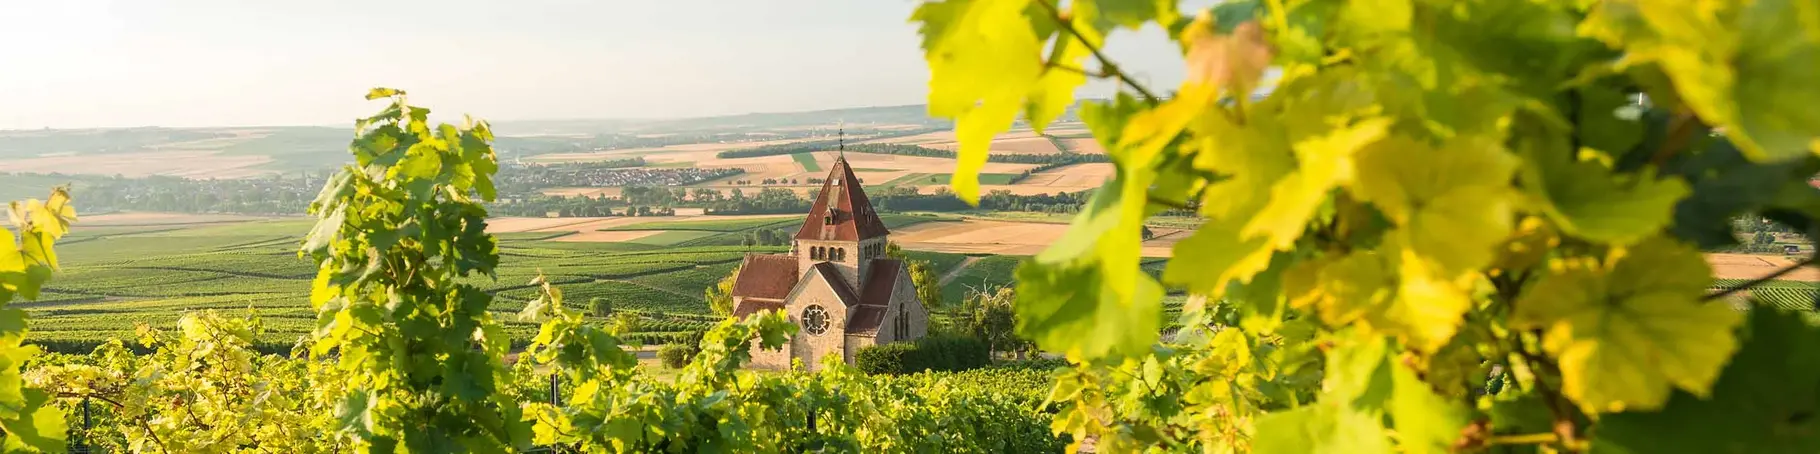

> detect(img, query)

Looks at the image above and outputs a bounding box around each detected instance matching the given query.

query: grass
[650,161,697,168]
[942,255,1025,303]
[793,152,822,172]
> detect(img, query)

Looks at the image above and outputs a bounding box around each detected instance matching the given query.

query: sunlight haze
[2,0,1195,130]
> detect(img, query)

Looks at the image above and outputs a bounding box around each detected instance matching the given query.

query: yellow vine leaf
[1581,0,1820,161]
[1515,236,1741,414]
[1354,135,1519,277]
[1025,1,1099,134]
[1244,117,1393,249]
[913,0,1043,204]
[1184,15,1271,98]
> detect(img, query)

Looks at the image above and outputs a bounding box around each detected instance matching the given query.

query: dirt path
[939,256,982,286]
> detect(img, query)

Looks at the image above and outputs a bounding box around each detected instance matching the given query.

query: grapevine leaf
[1583,0,1820,161]
[27,188,75,240]
[1389,358,1468,454]
[1091,0,1179,31]
[1593,308,1820,453]
[1577,85,1646,159]
[1015,246,1164,362]
[1520,139,1690,246]
[0,388,66,453]
[1183,14,1271,96]
[1025,1,1098,134]
[1252,405,1393,454]
[1285,252,1392,330]
[365,87,400,100]
[1354,135,1519,276]
[1163,221,1273,297]
[914,0,1043,203]
[1244,117,1393,250]
[1514,237,1741,413]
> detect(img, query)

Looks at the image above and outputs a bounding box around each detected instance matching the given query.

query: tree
[914,0,1820,452]
[909,260,943,311]
[705,264,740,317]
[962,286,1025,359]
[589,297,612,318]
[609,312,641,334]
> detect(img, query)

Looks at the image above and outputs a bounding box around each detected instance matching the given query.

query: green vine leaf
[1593,308,1820,453]
[1514,236,1740,414]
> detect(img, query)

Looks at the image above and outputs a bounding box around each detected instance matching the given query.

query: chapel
[727,156,929,369]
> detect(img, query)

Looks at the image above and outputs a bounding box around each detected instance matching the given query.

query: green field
[793,152,822,171]
[942,255,1025,303]
[21,212,986,353]
[1711,279,1819,311]
[24,219,790,352]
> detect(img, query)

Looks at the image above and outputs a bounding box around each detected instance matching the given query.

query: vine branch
[1648,111,1701,168]
[1034,0,1161,105]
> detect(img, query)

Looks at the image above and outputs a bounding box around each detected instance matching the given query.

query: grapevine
[1,187,77,452]
[912,0,1820,452]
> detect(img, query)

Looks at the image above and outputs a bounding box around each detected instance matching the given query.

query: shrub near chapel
[915,0,1820,452]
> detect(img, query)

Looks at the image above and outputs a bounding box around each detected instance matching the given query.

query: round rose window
[801,305,830,335]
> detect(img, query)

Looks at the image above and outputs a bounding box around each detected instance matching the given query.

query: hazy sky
[1,1,1198,130]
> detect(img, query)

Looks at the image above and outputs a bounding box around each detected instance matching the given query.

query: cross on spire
[837,120,845,160]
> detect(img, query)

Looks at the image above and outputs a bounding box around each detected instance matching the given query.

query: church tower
[793,155,889,290]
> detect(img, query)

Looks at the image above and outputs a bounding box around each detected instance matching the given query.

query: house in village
[727,156,929,370]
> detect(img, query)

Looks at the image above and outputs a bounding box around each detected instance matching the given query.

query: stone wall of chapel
[797,239,859,289]
[843,335,876,364]
[878,264,929,343]
[786,276,849,372]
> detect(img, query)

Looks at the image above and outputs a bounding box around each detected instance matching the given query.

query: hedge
[855,334,991,375]
[658,344,694,369]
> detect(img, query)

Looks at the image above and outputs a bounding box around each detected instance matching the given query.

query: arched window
[837,248,846,261]
[812,247,823,260]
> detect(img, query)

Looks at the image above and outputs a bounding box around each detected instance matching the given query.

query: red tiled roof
[732,300,785,318]
[860,259,901,307]
[848,260,904,334]
[794,158,890,241]
[807,262,861,307]
[846,304,887,334]
[730,254,798,301]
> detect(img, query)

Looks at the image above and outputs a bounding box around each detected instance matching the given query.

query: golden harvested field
[486,217,604,233]
[1062,138,1106,154]
[926,137,1064,155]
[82,212,278,226]
[892,219,1176,257]
[550,230,667,242]
[527,137,833,163]
[541,187,626,198]
[0,149,273,179]
[1706,253,1820,281]
[490,214,800,237]
[911,162,1111,196]
[860,130,1047,146]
